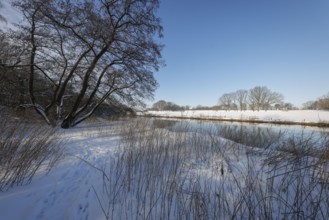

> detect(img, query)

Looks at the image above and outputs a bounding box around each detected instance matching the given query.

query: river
[151,118,329,151]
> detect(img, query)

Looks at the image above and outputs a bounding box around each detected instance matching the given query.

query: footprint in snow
[85,188,91,198]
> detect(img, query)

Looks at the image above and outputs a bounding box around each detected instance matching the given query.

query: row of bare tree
[150,86,287,112]
[303,93,329,110]
[218,86,289,111]
[0,0,163,128]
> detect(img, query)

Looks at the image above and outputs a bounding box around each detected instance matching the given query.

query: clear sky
[152,0,329,108]
[1,1,329,108]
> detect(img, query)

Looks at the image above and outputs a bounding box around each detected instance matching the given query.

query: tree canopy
[5,0,163,128]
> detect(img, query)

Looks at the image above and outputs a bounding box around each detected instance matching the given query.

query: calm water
[152,119,329,150]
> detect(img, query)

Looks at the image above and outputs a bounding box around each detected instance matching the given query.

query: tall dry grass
[0,118,63,191]
[91,118,329,219]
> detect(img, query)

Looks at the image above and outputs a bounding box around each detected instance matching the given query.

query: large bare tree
[11,0,163,128]
[248,86,283,111]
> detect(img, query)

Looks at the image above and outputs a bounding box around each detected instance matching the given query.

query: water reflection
[152,119,329,150]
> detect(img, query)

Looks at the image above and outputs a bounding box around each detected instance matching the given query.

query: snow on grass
[0,118,329,219]
[0,119,123,220]
[144,110,329,124]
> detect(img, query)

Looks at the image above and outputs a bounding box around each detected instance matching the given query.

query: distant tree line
[303,93,329,110]
[218,86,291,111]
[150,86,291,112]
[151,89,329,112]
[151,100,189,111]
[151,100,226,111]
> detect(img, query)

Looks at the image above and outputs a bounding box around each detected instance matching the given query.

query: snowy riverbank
[1,117,329,219]
[143,110,329,126]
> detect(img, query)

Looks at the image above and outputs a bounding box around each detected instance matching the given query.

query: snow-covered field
[144,110,329,125]
[0,120,123,220]
[1,117,329,219]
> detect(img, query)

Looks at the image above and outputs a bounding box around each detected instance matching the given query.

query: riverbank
[141,110,329,127]
[1,117,329,219]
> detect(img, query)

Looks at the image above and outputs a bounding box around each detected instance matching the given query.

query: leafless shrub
[0,119,63,191]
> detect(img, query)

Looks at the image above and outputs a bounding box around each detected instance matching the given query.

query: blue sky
[1,0,329,108]
[152,0,329,108]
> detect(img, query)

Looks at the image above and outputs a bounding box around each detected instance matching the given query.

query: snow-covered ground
[1,117,329,219]
[0,120,123,220]
[144,110,329,124]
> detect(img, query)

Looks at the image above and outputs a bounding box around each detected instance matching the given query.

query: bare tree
[236,89,248,111]
[248,86,283,111]
[283,102,294,110]
[263,91,284,110]
[318,93,329,110]
[303,100,318,110]
[152,100,183,111]
[248,86,265,111]
[218,93,236,111]
[152,100,167,111]
[11,0,163,128]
